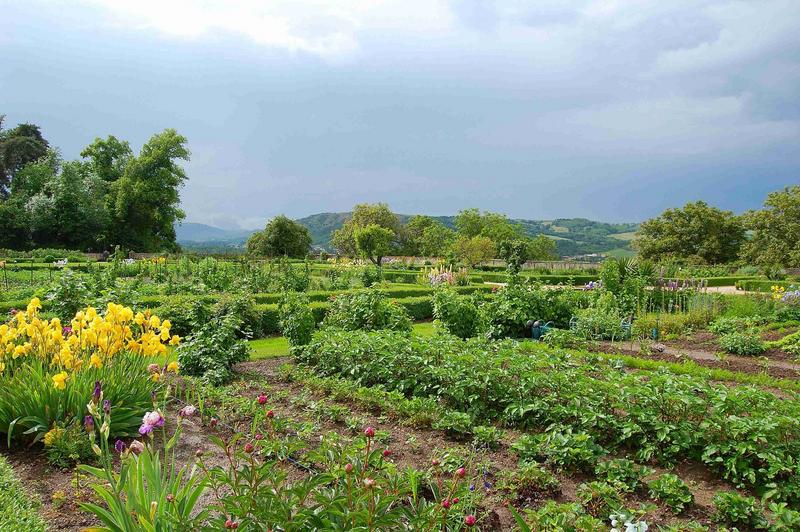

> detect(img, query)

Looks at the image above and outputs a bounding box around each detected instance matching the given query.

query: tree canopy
[247,215,312,258]
[632,201,745,264]
[0,117,190,252]
[354,224,395,266]
[331,203,399,256]
[741,186,800,268]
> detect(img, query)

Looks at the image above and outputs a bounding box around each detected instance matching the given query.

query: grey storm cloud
[1,0,798,228]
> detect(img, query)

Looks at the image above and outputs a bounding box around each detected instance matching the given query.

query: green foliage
[498,239,530,275]
[497,462,560,504]
[431,410,473,439]
[0,117,49,198]
[453,235,495,267]
[483,282,588,338]
[633,200,746,264]
[513,429,605,472]
[401,215,455,256]
[278,292,315,347]
[719,330,767,356]
[322,289,412,333]
[0,356,156,443]
[298,330,800,501]
[354,223,395,266]
[246,215,312,258]
[176,312,251,385]
[595,458,654,493]
[742,185,800,267]
[521,501,605,531]
[541,328,588,349]
[709,316,764,335]
[647,473,693,513]
[472,425,502,451]
[432,288,484,339]
[0,454,46,531]
[575,481,624,517]
[46,268,93,321]
[712,492,769,529]
[331,203,399,256]
[44,422,94,468]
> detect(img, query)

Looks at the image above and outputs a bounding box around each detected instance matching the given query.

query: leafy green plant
[44,422,94,468]
[471,425,502,451]
[278,292,315,347]
[431,410,473,440]
[322,289,412,332]
[432,288,484,339]
[46,268,92,321]
[513,428,605,472]
[516,501,605,531]
[498,462,560,506]
[647,473,693,513]
[541,328,588,349]
[595,458,653,493]
[712,492,769,529]
[719,330,767,356]
[177,313,251,385]
[576,481,624,517]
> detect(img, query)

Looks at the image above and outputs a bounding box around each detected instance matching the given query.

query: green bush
[647,473,693,513]
[46,268,92,321]
[431,410,473,439]
[512,428,605,472]
[279,293,316,347]
[323,290,412,333]
[542,328,588,349]
[432,288,484,339]
[176,313,251,385]
[0,455,46,531]
[719,331,767,356]
[523,501,605,531]
[472,425,502,451]
[709,316,764,335]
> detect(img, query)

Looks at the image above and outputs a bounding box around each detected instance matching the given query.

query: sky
[2,0,799,229]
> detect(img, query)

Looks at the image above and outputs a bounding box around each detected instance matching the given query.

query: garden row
[295,330,800,503]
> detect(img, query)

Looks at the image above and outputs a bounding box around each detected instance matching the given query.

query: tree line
[247,203,559,265]
[0,115,189,252]
[633,187,800,268]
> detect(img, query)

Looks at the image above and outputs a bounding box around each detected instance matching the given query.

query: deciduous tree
[632,201,745,264]
[247,215,312,258]
[741,186,800,267]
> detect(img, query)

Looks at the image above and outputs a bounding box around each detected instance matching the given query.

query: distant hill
[178,215,638,257]
[295,213,638,257]
[175,222,253,245]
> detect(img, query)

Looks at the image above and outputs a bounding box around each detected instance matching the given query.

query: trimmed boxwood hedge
[703,276,757,287]
[736,279,798,292]
[470,272,598,285]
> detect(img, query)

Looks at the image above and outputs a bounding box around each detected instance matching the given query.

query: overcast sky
[2,0,799,229]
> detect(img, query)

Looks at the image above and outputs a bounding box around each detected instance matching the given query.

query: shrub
[46,269,92,321]
[279,293,316,347]
[719,331,767,356]
[498,462,560,505]
[432,288,484,339]
[322,290,412,333]
[176,313,250,385]
[0,454,46,531]
[712,492,769,529]
[0,299,175,442]
[647,473,693,513]
[572,295,629,340]
[482,282,588,338]
[595,458,654,493]
[709,316,763,335]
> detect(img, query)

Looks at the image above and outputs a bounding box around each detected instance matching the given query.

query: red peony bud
[364,426,375,438]
[465,514,477,526]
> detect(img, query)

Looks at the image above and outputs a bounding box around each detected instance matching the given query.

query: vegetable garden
[1,253,800,530]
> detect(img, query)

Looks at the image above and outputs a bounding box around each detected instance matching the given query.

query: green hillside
[295,213,638,257]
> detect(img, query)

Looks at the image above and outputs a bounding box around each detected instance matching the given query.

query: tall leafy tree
[741,186,800,267]
[0,116,49,198]
[80,135,133,182]
[247,215,312,258]
[632,201,745,264]
[401,215,455,256]
[527,234,559,260]
[454,235,495,267]
[354,224,394,266]
[109,129,190,251]
[331,203,399,256]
